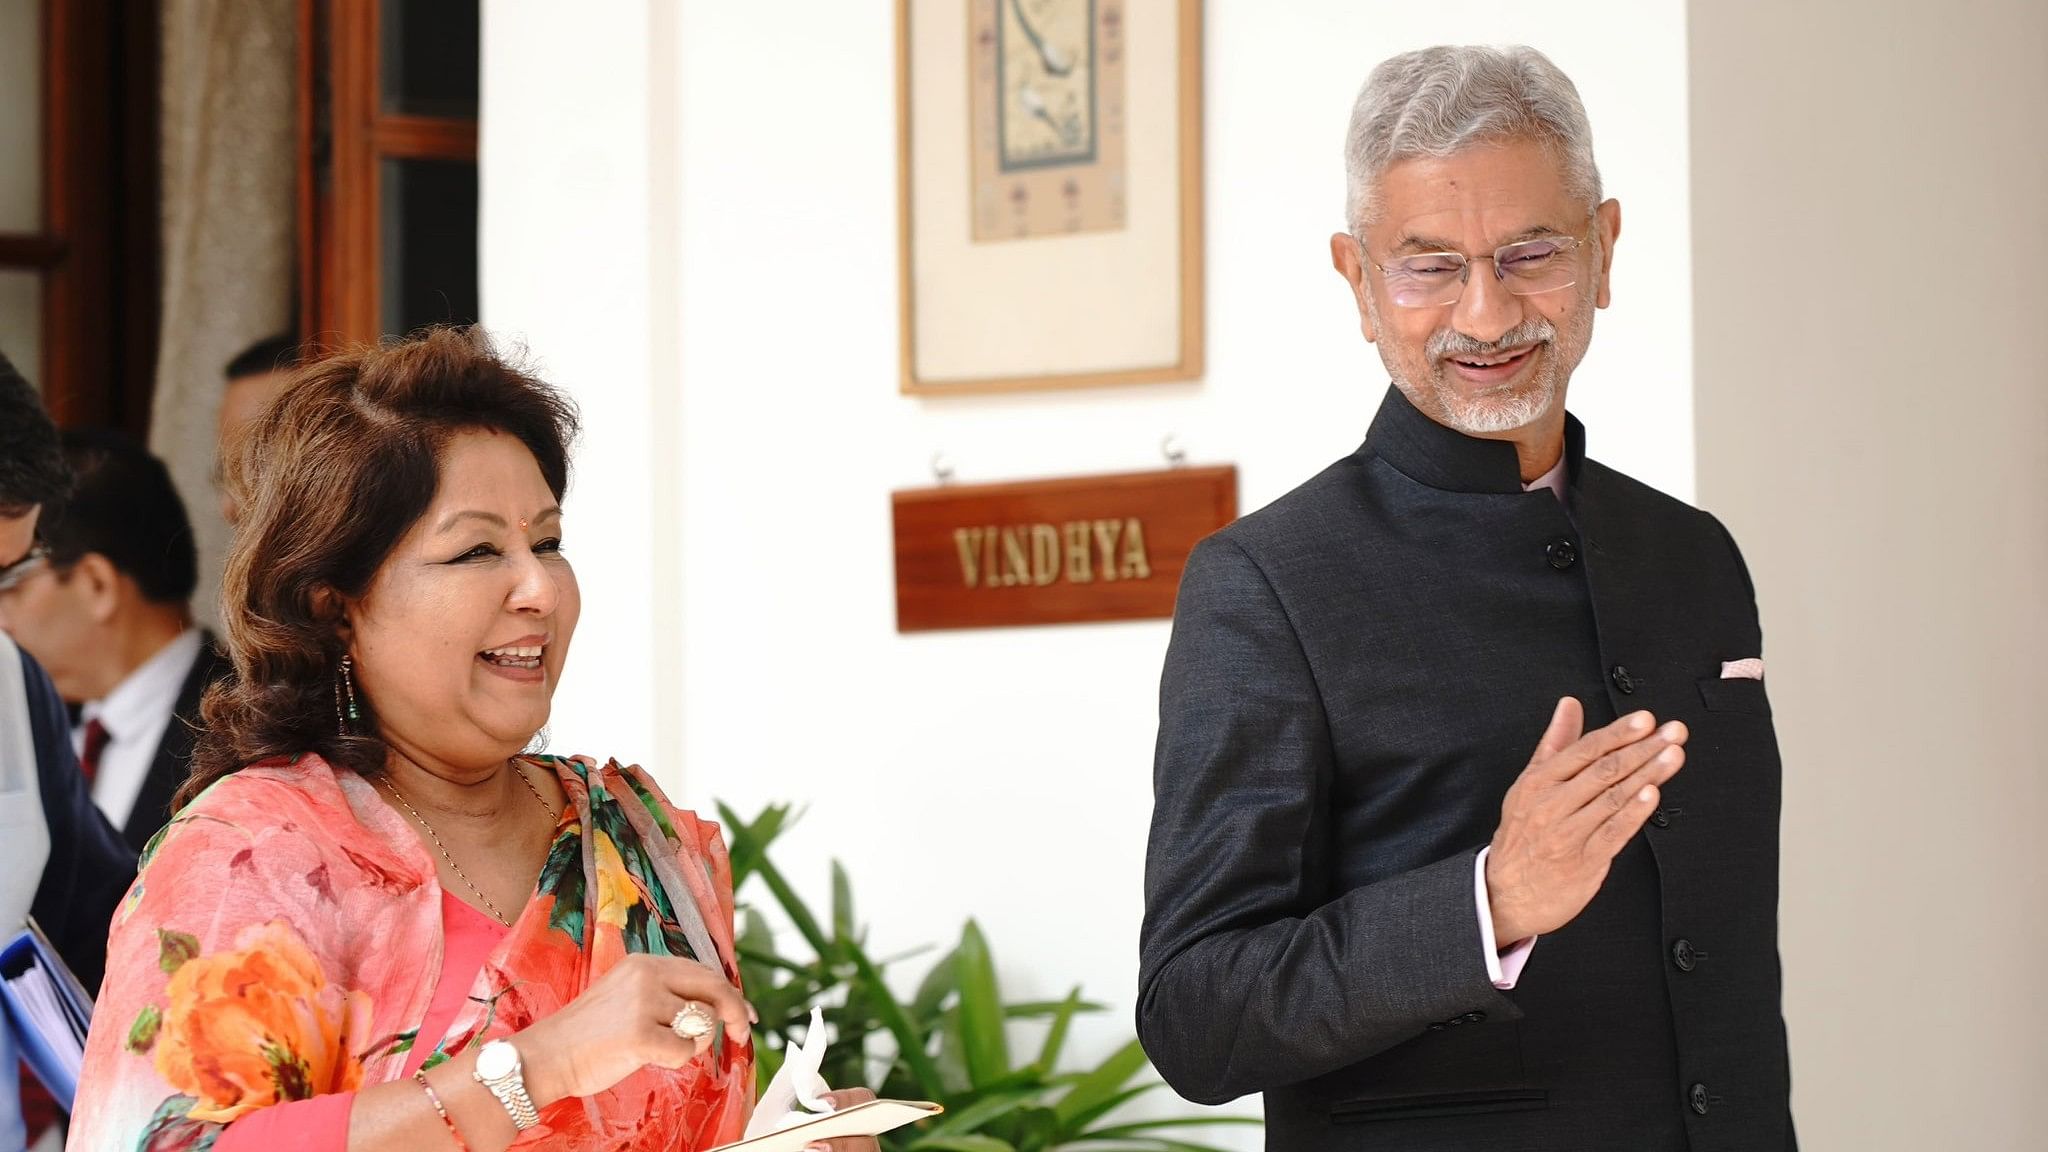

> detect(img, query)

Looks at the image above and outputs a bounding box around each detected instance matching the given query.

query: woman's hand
[512,952,753,1107]
[807,1087,880,1152]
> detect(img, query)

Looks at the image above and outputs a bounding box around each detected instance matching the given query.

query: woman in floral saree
[70,329,875,1151]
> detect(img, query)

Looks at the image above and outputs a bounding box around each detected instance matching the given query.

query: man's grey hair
[1345,45,1602,233]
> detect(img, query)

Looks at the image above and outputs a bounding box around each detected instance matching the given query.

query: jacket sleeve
[24,647,135,993]
[1136,535,1521,1105]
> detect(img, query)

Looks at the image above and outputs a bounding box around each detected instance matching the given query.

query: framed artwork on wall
[896,0,1203,395]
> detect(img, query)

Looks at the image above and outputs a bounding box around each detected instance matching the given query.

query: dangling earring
[336,653,360,734]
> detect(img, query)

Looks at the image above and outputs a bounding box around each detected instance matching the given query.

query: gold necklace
[381,762,561,926]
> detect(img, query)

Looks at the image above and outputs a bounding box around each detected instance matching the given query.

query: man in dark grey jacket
[1138,47,1794,1151]
[0,350,137,1144]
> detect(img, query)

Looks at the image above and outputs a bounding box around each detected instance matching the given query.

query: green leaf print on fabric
[136,1093,219,1152]
[157,929,201,974]
[125,1004,162,1053]
[538,823,587,942]
[357,1028,417,1063]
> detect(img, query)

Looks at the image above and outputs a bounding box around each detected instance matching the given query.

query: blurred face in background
[0,507,35,571]
[216,369,289,523]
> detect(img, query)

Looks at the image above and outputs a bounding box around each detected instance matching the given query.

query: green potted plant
[721,803,1257,1152]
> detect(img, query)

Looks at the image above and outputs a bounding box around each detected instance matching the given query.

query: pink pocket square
[1720,658,1765,680]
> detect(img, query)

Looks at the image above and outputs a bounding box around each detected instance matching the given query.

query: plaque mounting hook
[1161,434,1188,469]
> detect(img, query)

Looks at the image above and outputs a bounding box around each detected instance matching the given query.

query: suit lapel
[124,635,231,852]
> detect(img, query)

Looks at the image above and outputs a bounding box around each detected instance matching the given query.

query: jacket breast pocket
[1697,675,1772,716]
[1332,1088,1549,1122]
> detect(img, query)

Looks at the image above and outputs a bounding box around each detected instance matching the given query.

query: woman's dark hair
[182,327,579,810]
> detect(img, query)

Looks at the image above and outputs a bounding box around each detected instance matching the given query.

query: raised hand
[515,952,754,1107]
[1485,698,1687,944]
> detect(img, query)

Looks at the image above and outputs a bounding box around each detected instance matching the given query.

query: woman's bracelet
[415,1069,471,1150]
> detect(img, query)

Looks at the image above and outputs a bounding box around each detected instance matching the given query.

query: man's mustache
[1427,317,1557,362]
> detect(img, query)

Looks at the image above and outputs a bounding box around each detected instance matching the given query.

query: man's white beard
[1365,281,1592,436]
[1436,370,1559,434]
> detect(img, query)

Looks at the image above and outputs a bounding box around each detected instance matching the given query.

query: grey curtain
[149,0,296,629]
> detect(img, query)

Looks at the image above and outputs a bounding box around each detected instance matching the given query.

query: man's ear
[74,553,123,625]
[1330,231,1378,343]
[1594,198,1621,310]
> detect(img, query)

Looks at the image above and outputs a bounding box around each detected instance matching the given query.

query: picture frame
[896,0,1204,395]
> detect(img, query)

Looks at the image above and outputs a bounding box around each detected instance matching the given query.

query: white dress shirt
[72,627,203,832]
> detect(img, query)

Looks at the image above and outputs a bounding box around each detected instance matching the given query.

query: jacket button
[1461,1011,1486,1024]
[1650,809,1671,829]
[1545,538,1578,570]
[1689,1082,1711,1115]
[1610,665,1637,694]
[1671,938,1698,972]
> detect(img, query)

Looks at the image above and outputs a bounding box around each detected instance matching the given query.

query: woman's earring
[336,653,360,734]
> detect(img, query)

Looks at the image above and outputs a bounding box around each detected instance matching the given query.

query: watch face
[476,1040,518,1081]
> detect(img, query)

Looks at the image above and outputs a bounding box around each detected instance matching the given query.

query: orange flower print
[152,919,374,1124]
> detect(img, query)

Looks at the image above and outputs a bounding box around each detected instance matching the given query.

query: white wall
[483,2,1695,1141]
[479,0,679,771]
[1690,0,2048,1145]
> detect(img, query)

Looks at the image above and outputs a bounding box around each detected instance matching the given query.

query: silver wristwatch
[473,1038,541,1130]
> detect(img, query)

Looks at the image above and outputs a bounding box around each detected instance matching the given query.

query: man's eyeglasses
[0,541,50,594]
[1372,233,1588,309]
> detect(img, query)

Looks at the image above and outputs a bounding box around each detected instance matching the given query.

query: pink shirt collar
[1523,455,1568,502]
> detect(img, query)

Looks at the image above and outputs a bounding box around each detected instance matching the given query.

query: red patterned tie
[79,717,110,784]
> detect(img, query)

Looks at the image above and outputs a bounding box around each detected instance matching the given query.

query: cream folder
[707,1099,944,1151]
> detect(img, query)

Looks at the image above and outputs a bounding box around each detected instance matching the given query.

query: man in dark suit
[0,350,137,1144]
[0,430,229,851]
[1137,47,1793,1150]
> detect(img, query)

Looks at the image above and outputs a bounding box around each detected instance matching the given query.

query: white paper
[713,1100,944,1152]
[5,960,84,1081]
[714,1005,942,1152]
[744,1005,838,1139]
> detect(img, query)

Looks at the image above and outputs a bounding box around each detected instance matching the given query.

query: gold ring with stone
[671,1001,716,1040]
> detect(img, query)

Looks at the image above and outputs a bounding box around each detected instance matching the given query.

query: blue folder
[0,919,93,1111]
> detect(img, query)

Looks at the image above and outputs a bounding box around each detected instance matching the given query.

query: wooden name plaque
[892,466,1238,632]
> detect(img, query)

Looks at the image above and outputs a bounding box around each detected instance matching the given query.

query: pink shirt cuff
[1474,847,1536,988]
[211,1090,354,1152]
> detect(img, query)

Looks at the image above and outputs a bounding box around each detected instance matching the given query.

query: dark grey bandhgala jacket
[1138,386,1795,1151]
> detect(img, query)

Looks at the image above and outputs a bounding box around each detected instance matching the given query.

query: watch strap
[474,1041,541,1130]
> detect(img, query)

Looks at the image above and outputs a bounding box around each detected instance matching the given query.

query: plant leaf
[1005,999,1107,1019]
[954,920,1011,1088]
[1052,1040,1151,1128]
[911,946,959,1025]
[1062,1082,1167,1133]
[832,859,855,950]
[720,801,795,888]
[1029,986,1084,1075]
[737,945,817,978]
[910,1086,1044,1140]
[750,849,833,959]
[906,1138,1016,1152]
[1080,1117,1266,1139]
[845,934,947,1098]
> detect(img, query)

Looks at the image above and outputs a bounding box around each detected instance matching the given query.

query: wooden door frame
[0,0,160,437]
[298,0,479,351]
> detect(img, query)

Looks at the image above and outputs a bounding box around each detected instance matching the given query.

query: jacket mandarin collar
[1361,383,1586,496]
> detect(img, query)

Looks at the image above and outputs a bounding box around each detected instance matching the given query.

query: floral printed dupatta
[70,754,753,1151]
